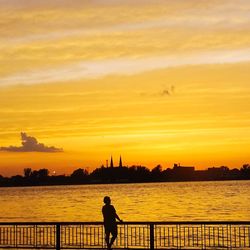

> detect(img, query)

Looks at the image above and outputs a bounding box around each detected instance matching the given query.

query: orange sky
[0,0,250,176]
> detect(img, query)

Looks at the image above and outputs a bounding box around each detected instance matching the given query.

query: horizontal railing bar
[0,221,249,225]
[0,221,249,249]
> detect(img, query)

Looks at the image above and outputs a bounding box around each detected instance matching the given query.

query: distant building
[207,166,229,173]
[172,163,195,180]
[207,166,229,179]
[110,156,114,168]
[173,163,195,172]
[108,155,123,168]
[119,156,123,168]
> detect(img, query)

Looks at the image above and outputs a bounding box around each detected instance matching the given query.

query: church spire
[110,156,114,168]
[119,155,122,167]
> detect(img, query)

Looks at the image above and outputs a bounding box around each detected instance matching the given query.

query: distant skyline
[0,0,250,176]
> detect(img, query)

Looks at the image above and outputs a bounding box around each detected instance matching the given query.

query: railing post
[150,223,154,250]
[56,224,61,250]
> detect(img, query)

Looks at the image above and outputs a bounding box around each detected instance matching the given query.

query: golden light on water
[0,0,250,176]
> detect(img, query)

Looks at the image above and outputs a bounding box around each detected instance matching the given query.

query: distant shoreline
[0,178,249,189]
[1,164,249,188]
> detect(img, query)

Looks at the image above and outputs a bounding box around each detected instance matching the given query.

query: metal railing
[0,221,249,249]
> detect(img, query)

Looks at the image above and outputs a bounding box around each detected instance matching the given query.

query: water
[0,181,249,222]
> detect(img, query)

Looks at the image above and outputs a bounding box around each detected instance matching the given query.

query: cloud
[1,0,249,46]
[140,85,175,97]
[0,132,63,152]
[161,89,170,96]
[160,85,175,96]
[2,10,249,46]
[1,48,250,87]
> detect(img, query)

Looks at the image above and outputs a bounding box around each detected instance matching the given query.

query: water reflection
[0,180,249,222]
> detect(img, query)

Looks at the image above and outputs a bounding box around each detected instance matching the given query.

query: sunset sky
[0,0,250,176]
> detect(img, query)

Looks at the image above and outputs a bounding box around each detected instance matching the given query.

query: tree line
[0,164,250,187]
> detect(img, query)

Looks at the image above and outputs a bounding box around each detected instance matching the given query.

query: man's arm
[115,212,123,222]
[112,205,123,222]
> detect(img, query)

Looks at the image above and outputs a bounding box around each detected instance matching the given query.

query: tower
[110,156,114,168]
[119,155,123,168]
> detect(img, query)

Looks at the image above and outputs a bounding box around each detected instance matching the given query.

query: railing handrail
[0,221,249,225]
[0,221,249,249]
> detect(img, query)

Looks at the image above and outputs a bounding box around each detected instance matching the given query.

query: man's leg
[105,231,110,249]
[109,227,118,248]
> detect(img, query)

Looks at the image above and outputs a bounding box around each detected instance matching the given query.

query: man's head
[103,196,111,205]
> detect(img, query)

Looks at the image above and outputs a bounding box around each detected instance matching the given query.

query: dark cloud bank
[0,132,63,152]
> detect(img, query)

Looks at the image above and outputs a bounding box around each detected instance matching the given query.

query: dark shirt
[102,204,117,228]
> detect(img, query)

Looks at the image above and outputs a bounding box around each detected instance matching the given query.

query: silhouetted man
[102,196,123,250]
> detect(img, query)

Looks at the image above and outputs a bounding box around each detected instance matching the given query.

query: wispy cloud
[159,85,175,97]
[1,0,250,47]
[0,132,63,152]
[1,7,250,46]
[1,48,250,87]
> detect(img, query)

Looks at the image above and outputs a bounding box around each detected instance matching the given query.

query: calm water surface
[0,181,249,222]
